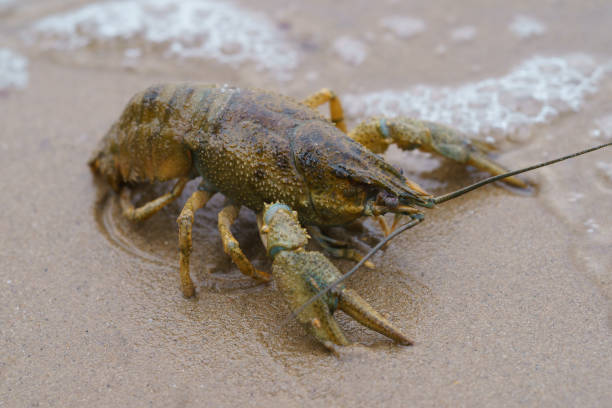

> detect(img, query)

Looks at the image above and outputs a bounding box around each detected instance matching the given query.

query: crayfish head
[397,177,435,209]
[292,120,435,225]
[363,180,434,218]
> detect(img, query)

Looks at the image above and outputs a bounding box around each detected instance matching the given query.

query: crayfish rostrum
[90,83,610,350]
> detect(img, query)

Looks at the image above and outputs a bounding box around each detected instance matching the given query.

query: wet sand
[2,1,612,407]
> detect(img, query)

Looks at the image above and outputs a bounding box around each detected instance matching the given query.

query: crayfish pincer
[258,203,413,348]
[90,83,611,350]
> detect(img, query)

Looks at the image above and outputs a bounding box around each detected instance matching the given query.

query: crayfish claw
[260,203,411,348]
[274,249,411,348]
[338,288,413,345]
[349,117,528,188]
[272,250,351,347]
[465,152,528,188]
[416,120,528,188]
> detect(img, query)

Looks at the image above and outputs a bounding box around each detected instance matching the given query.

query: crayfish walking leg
[177,189,214,298]
[218,200,272,282]
[302,88,347,133]
[120,178,189,222]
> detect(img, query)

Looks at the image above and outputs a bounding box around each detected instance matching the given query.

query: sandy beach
[2,1,612,406]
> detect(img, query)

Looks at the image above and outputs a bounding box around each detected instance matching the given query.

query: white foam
[124,48,142,59]
[0,0,15,11]
[0,48,28,90]
[434,44,447,56]
[333,36,368,66]
[591,115,612,140]
[509,15,546,39]
[380,16,426,39]
[567,192,584,203]
[584,218,599,233]
[27,0,298,75]
[345,55,610,139]
[450,26,477,43]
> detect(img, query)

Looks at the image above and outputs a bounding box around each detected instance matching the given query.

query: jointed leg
[376,213,404,237]
[302,88,347,133]
[177,189,214,298]
[218,202,271,282]
[120,178,189,222]
[308,226,375,269]
[376,216,391,237]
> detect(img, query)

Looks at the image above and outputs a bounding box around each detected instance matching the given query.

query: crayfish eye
[385,196,399,208]
[376,191,399,208]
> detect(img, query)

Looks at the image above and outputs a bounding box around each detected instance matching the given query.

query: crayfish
[90,83,610,350]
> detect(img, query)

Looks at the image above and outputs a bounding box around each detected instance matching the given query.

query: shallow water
[1,1,612,406]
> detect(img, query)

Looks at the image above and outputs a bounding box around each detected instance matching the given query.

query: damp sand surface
[2,1,612,406]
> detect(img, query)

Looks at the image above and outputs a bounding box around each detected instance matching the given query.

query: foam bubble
[27,0,298,75]
[450,26,477,43]
[567,192,584,203]
[509,15,546,39]
[0,0,15,13]
[380,16,426,39]
[434,44,447,56]
[591,115,612,140]
[333,36,368,66]
[0,48,28,91]
[584,218,599,234]
[345,55,610,139]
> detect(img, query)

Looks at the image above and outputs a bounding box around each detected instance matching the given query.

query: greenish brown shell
[91,83,418,226]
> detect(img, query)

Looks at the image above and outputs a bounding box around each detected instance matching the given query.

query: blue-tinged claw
[349,117,528,189]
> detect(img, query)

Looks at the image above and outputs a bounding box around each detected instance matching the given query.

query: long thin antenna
[286,217,424,323]
[434,141,612,205]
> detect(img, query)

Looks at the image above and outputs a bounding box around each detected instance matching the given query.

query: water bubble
[509,15,546,39]
[332,36,368,66]
[0,48,28,91]
[450,26,477,43]
[380,16,426,40]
